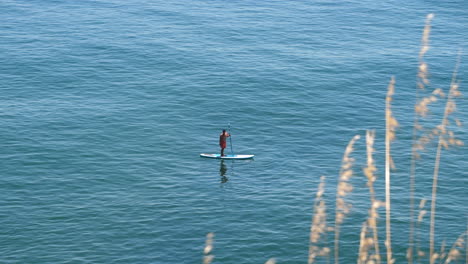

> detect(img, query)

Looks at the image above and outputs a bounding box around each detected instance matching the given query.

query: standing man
[219,129,230,156]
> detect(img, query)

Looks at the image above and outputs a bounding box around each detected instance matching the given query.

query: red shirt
[219,133,229,148]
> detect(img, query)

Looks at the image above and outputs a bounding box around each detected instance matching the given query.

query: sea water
[1,0,466,263]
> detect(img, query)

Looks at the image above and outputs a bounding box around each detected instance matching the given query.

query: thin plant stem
[364,130,381,264]
[429,55,461,264]
[385,77,397,264]
[429,129,443,264]
[358,222,369,264]
[334,135,360,264]
[308,176,329,264]
[416,199,428,264]
[409,13,435,264]
[203,233,215,264]
[443,231,467,264]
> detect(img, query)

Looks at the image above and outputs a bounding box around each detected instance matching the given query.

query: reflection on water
[218,159,254,185]
[220,160,228,184]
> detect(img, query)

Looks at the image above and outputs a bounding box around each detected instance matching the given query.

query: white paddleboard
[200,153,254,160]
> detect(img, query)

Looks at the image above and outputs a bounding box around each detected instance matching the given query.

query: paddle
[228,123,234,155]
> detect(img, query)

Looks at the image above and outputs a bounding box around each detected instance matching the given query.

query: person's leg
[221,148,224,156]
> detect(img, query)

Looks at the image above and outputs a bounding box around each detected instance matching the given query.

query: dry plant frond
[418,13,435,90]
[309,176,330,264]
[359,130,382,264]
[409,14,438,264]
[386,77,399,143]
[429,53,463,264]
[203,232,215,264]
[385,77,397,264]
[334,134,360,264]
[439,240,448,262]
[415,96,440,117]
[418,209,427,223]
[358,222,370,264]
[433,88,445,97]
[415,199,429,263]
[442,231,467,264]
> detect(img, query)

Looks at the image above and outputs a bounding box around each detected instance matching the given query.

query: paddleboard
[200,153,254,160]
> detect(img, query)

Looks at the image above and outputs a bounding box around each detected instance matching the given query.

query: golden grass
[429,53,463,264]
[199,14,465,264]
[385,76,398,264]
[308,176,330,264]
[414,199,428,262]
[334,134,360,264]
[305,13,465,264]
[203,232,214,264]
[443,231,467,264]
[358,130,382,264]
[408,14,452,264]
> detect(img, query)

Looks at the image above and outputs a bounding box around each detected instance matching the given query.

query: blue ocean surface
[1,0,466,263]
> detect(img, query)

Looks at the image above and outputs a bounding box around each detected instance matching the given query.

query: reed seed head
[203,233,215,264]
[308,176,329,264]
[335,135,361,263]
[443,231,467,263]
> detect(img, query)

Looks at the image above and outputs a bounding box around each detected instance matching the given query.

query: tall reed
[443,231,467,264]
[408,14,435,263]
[415,199,428,262]
[199,14,466,264]
[429,55,463,264]
[385,77,398,264]
[358,223,369,263]
[203,232,215,264]
[334,135,360,264]
[358,130,382,264]
[308,176,330,264]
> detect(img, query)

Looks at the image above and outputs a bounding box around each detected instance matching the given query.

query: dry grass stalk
[417,199,427,223]
[203,232,215,264]
[413,13,439,156]
[413,199,428,262]
[437,240,448,263]
[429,55,463,264]
[334,134,360,264]
[417,13,434,90]
[443,231,467,264]
[408,14,436,264]
[308,176,330,264]
[385,77,398,264]
[358,217,383,264]
[412,86,445,158]
[358,222,370,264]
[358,130,382,264]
